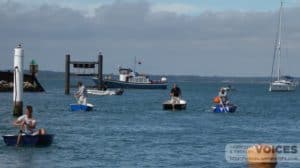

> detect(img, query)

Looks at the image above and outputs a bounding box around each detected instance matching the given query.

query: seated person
[170,84,181,103]
[14,105,46,135]
[218,88,229,105]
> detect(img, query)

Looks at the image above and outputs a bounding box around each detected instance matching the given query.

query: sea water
[0,73,299,168]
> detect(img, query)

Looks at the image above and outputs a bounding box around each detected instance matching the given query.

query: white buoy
[13,44,24,116]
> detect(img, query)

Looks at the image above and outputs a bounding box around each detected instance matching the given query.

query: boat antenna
[133,56,136,73]
[277,0,283,80]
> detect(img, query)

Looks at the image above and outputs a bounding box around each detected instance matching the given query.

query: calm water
[0,74,300,168]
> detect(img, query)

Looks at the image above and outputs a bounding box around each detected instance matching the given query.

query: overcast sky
[0,0,299,76]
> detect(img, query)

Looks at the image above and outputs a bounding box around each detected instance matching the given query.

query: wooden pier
[65,53,103,95]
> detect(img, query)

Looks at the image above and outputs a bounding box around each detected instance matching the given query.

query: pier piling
[13,44,24,116]
[98,53,103,90]
[65,54,70,95]
[65,53,103,95]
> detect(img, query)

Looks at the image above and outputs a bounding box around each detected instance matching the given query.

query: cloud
[151,3,201,15]
[0,1,299,76]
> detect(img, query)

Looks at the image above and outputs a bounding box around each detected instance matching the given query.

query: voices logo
[225,143,300,163]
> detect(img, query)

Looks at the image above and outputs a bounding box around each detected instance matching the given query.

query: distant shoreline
[34,70,300,79]
[2,69,300,79]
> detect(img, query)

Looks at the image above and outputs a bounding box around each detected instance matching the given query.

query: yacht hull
[269,81,297,92]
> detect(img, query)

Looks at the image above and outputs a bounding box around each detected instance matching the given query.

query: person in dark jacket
[170,84,181,103]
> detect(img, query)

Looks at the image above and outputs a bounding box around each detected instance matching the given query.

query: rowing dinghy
[3,134,54,146]
[212,104,237,113]
[163,99,187,110]
[70,103,94,111]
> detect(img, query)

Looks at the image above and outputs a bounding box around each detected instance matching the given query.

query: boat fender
[213,96,221,104]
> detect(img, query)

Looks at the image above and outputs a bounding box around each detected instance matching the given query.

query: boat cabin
[118,67,151,84]
[128,75,150,84]
[119,68,133,82]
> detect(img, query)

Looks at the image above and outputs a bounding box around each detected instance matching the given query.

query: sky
[0,0,300,76]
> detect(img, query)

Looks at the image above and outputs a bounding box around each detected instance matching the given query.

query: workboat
[93,66,167,89]
[3,134,54,146]
[93,67,167,89]
[87,88,123,96]
[70,103,94,111]
[212,104,237,113]
[163,99,187,110]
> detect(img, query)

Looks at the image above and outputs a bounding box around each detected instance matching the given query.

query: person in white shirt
[218,88,229,105]
[14,105,46,135]
[75,81,87,105]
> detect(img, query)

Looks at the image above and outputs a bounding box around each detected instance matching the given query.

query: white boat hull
[269,80,297,92]
[87,89,123,96]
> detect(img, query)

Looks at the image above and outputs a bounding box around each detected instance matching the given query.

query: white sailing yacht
[269,1,297,92]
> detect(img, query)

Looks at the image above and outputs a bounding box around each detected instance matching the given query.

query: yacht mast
[276,1,283,80]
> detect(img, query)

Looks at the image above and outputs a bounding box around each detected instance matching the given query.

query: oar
[172,96,175,111]
[74,94,80,104]
[16,123,25,147]
[16,130,22,147]
[219,97,227,112]
[223,105,228,113]
[74,93,77,102]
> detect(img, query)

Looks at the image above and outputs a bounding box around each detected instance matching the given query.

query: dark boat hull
[163,99,187,110]
[163,103,187,110]
[93,79,167,89]
[0,71,45,92]
[3,134,54,146]
[213,105,237,113]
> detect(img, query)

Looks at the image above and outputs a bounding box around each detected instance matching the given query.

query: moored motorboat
[70,103,94,111]
[212,104,237,113]
[163,99,187,110]
[3,134,54,146]
[87,88,123,96]
[93,66,167,89]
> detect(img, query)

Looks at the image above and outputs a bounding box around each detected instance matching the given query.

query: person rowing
[213,88,237,113]
[75,81,87,105]
[218,88,229,106]
[14,105,46,136]
[170,83,181,104]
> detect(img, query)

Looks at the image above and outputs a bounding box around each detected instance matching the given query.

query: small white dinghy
[87,89,123,96]
[163,99,187,110]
